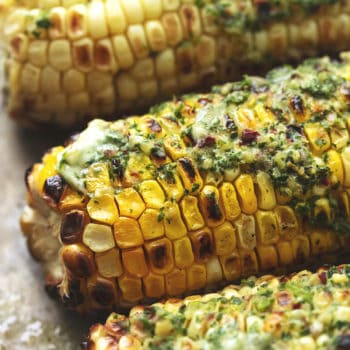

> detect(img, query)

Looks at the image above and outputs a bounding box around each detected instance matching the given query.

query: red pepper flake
[197,136,216,148]
[241,129,260,144]
[293,302,302,309]
[318,271,327,284]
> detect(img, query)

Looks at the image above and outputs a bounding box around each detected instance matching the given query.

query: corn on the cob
[84,264,350,350]
[21,54,350,313]
[3,0,350,127]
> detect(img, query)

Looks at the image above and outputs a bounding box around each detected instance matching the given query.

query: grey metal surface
[0,105,96,349]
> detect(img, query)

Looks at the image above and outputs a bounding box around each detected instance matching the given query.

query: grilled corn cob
[21,54,350,313]
[3,0,350,127]
[84,264,350,350]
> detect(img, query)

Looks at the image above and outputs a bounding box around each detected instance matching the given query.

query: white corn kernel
[88,1,108,39]
[160,77,178,97]
[155,49,175,77]
[67,4,87,40]
[45,93,67,113]
[162,0,180,11]
[120,0,144,24]
[105,0,127,35]
[83,223,115,253]
[41,66,60,93]
[21,63,40,93]
[112,35,135,69]
[48,7,67,39]
[28,40,48,67]
[195,35,216,68]
[63,68,85,93]
[127,24,149,59]
[145,20,167,52]
[116,73,138,101]
[131,58,154,80]
[141,0,162,19]
[93,86,116,115]
[139,80,158,99]
[3,8,27,40]
[68,92,90,112]
[87,70,113,94]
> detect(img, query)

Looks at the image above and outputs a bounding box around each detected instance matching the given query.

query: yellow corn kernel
[213,222,236,256]
[127,24,149,59]
[163,135,186,160]
[292,235,310,264]
[276,241,294,266]
[115,188,145,219]
[28,40,48,67]
[256,245,279,271]
[95,248,123,278]
[139,208,164,240]
[314,198,332,222]
[155,49,176,79]
[122,247,149,277]
[340,191,350,217]
[143,273,165,298]
[235,214,256,250]
[173,237,194,269]
[326,149,344,185]
[113,217,144,249]
[118,275,143,303]
[330,123,349,150]
[161,12,183,46]
[158,173,184,202]
[163,201,187,240]
[177,158,203,194]
[83,223,115,253]
[87,1,108,39]
[141,0,162,19]
[145,238,174,274]
[67,4,87,40]
[274,206,299,240]
[234,174,258,215]
[219,251,241,281]
[180,195,205,231]
[240,250,259,276]
[48,39,72,71]
[105,0,126,35]
[206,257,223,285]
[255,171,277,210]
[310,230,330,256]
[58,188,87,211]
[335,306,350,322]
[254,103,275,125]
[87,193,119,225]
[187,264,206,291]
[86,162,111,194]
[131,59,155,81]
[180,5,201,38]
[120,0,144,24]
[190,228,214,263]
[145,20,167,52]
[304,123,331,155]
[220,182,241,221]
[255,210,279,245]
[139,180,165,209]
[199,185,225,227]
[342,147,350,186]
[154,319,173,337]
[9,33,29,61]
[165,268,186,296]
[124,153,154,183]
[326,230,340,253]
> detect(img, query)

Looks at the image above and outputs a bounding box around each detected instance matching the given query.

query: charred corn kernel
[48,7,66,39]
[86,163,111,194]
[276,241,294,266]
[220,182,241,221]
[87,193,118,225]
[163,201,187,240]
[180,5,201,39]
[310,230,330,256]
[113,217,144,249]
[95,248,123,278]
[256,245,279,271]
[161,12,183,46]
[61,243,95,277]
[274,206,299,240]
[213,222,236,256]
[87,276,118,307]
[235,214,256,250]
[255,172,277,210]
[240,250,259,276]
[234,174,258,215]
[72,38,94,72]
[199,185,225,228]
[94,39,118,72]
[219,251,241,281]
[122,247,149,278]
[326,149,344,185]
[177,158,203,194]
[206,257,223,285]
[83,223,115,253]
[165,268,186,296]
[139,180,165,209]
[139,208,164,240]
[118,275,143,303]
[158,174,184,202]
[173,237,194,269]
[115,188,145,219]
[304,123,331,155]
[255,210,279,245]
[143,273,165,298]
[67,4,87,39]
[180,195,205,231]
[292,236,310,264]
[145,238,174,274]
[187,264,206,291]
[189,228,214,263]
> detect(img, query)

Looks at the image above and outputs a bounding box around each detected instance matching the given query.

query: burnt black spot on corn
[21,54,350,313]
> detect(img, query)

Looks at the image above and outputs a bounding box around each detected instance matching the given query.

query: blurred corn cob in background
[85,265,350,350]
[21,54,350,313]
[2,0,350,127]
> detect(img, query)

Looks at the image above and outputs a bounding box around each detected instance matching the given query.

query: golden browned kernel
[61,244,95,277]
[145,238,174,274]
[60,210,87,244]
[189,228,214,262]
